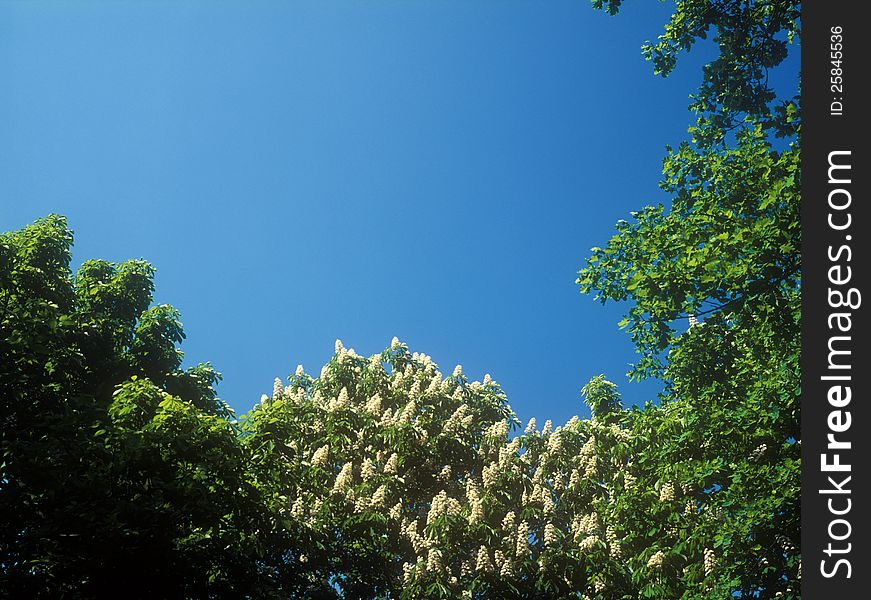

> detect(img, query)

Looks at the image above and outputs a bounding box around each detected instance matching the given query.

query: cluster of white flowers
[569,468,581,489]
[384,452,399,475]
[328,387,350,411]
[516,521,530,557]
[370,484,388,508]
[488,549,513,577]
[609,423,631,442]
[426,548,443,573]
[524,417,537,435]
[391,370,405,391]
[427,490,462,525]
[443,404,473,435]
[684,498,696,516]
[290,497,305,518]
[466,482,484,525]
[543,522,558,546]
[524,480,551,509]
[776,533,797,554]
[547,428,563,454]
[704,548,716,576]
[398,399,416,424]
[498,555,513,577]
[481,462,500,489]
[332,462,354,493]
[646,549,666,570]
[659,482,676,502]
[580,436,598,478]
[606,526,622,560]
[750,443,768,462]
[484,420,509,441]
[402,562,414,585]
[310,497,323,517]
[402,518,426,553]
[364,393,382,417]
[379,408,396,428]
[475,546,493,572]
[501,511,516,532]
[425,373,441,395]
[411,351,435,369]
[293,387,306,404]
[273,377,284,401]
[578,535,601,554]
[573,512,600,542]
[311,444,329,467]
[353,494,369,513]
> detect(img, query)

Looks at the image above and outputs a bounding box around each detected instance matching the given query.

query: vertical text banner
[802,0,869,596]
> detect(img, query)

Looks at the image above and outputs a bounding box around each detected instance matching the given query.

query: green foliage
[581,0,801,596]
[579,125,799,381]
[0,216,263,598]
[581,375,622,420]
[593,0,800,144]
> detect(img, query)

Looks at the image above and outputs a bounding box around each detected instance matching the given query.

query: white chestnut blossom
[332,462,354,493]
[660,482,676,502]
[544,522,557,546]
[311,444,329,467]
[502,511,516,532]
[379,408,395,428]
[426,374,441,395]
[384,452,399,475]
[426,548,443,573]
[516,521,530,557]
[704,548,716,576]
[646,549,666,570]
[475,546,493,572]
[365,393,382,417]
[467,486,484,525]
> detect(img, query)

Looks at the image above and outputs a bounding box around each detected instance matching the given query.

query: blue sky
[1,1,798,427]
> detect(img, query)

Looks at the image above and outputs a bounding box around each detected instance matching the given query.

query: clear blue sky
[0,1,798,427]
